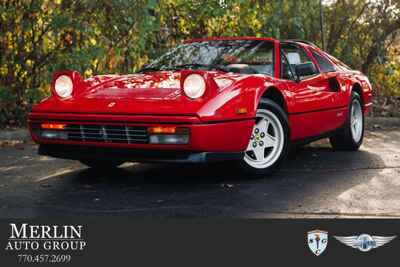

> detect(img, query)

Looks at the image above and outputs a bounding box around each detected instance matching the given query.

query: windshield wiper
[137,66,162,73]
[170,63,228,72]
[138,63,229,73]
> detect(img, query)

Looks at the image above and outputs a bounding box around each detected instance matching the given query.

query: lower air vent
[64,124,148,144]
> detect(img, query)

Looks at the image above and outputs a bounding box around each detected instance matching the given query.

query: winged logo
[334,234,396,252]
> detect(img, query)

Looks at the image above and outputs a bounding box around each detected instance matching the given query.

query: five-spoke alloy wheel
[244,110,284,169]
[240,99,289,176]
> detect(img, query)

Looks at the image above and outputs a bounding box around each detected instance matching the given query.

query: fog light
[147,127,189,144]
[149,134,189,144]
[41,130,68,140]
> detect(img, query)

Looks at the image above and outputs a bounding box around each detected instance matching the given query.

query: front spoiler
[39,144,243,163]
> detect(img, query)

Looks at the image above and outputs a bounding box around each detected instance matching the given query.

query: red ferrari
[28,37,372,176]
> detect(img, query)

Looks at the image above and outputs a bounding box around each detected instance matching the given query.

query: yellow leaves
[14,64,21,75]
[24,42,33,53]
[370,62,400,97]
[394,69,400,78]
[39,84,51,96]
[91,59,98,68]
[6,32,13,41]
[20,70,28,79]
[37,17,43,27]
[84,69,93,77]
[26,60,34,68]
[136,56,149,70]
[94,28,101,36]
[0,65,8,76]
[89,38,97,46]
[178,19,189,35]
[42,36,55,52]
[377,71,385,81]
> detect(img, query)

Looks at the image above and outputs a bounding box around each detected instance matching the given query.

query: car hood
[32,71,243,116]
[84,72,182,99]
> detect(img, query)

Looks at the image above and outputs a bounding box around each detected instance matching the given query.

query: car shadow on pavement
[32,144,387,218]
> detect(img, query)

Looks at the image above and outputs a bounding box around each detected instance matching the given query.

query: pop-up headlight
[54,75,73,98]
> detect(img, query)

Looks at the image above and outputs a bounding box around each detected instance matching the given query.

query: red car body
[28,37,372,163]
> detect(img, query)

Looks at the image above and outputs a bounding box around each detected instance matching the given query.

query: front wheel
[239,99,290,177]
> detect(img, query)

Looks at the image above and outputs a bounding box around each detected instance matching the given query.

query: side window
[311,50,336,72]
[281,44,318,80]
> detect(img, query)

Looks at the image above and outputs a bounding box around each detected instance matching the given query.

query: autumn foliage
[1,0,400,127]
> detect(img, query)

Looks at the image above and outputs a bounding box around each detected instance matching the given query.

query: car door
[309,48,348,108]
[280,43,346,139]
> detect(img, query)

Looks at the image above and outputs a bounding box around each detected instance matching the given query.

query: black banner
[0,219,398,266]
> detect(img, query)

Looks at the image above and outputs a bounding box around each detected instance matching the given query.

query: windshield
[141,40,275,75]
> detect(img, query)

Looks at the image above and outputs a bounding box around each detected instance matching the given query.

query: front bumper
[29,112,254,161]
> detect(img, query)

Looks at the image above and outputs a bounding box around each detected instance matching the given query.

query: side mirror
[294,62,317,79]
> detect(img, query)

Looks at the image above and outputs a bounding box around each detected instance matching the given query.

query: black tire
[238,99,290,177]
[329,91,364,151]
[79,159,124,169]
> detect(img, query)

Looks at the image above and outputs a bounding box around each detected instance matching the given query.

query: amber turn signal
[41,123,66,130]
[236,107,248,114]
[148,126,177,134]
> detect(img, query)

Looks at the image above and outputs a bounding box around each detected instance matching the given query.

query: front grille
[65,124,148,144]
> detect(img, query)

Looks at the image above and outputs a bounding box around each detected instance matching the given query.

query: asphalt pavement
[0,124,399,218]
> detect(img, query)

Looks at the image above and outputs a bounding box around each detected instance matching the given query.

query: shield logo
[307,230,328,256]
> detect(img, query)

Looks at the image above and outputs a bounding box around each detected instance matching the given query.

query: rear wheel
[239,99,289,177]
[79,159,124,169]
[329,91,364,150]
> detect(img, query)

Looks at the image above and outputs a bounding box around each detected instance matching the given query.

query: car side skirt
[288,105,348,140]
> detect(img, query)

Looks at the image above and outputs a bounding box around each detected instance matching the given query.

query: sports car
[28,37,373,176]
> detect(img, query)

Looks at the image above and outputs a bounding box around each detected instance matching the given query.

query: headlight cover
[183,74,206,99]
[54,75,73,98]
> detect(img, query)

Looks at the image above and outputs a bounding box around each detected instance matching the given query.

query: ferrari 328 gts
[28,37,372,176]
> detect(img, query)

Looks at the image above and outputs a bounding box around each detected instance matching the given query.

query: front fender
[198,75,291,122]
